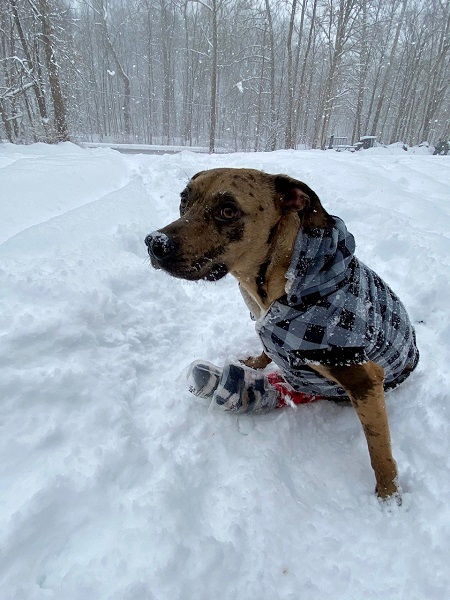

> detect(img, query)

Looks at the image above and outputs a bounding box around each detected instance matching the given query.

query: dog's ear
[273,175,334,230]
[191,170,206,181]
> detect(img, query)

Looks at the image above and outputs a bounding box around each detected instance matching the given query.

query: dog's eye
[217,204,239,222]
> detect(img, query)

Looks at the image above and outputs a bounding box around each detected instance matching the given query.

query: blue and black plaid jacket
[257,217,419,399]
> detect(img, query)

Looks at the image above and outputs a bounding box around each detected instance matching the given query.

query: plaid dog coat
[256,217,419,399]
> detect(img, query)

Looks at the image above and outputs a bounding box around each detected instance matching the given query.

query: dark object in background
[433,140,450,155]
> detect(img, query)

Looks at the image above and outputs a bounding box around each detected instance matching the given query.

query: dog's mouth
[161,259,229,281]
[146,231,229,282]
[157,259,229,282]
[150,250,229,282]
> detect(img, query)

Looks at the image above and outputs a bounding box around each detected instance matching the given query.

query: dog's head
[145,168,333,283]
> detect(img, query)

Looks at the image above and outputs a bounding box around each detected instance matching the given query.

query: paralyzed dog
[145,168,419,500]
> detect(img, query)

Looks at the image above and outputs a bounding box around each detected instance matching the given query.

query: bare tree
[37,0,69,141]
[292,0,317,147]
[351,0,369,143]
[369,0,407,137]
[284,0,298,148]
[7,0,49,132]
[419,0,450,142]
[209,0,218,152]
[264,0,277,150]
[94,0,132,141]
[318,0,361,149]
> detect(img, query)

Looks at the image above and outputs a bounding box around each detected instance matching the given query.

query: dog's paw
[376,479,402,507]
[377,492,403,512]
[241,352,272,370]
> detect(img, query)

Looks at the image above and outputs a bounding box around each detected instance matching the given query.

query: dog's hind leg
[311,361,399,501]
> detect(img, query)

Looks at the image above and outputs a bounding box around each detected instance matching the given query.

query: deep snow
[0,142,449,599]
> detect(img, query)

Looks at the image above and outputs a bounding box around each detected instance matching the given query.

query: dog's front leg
[241,351,272,370]
[237,284,272,369]
[311,361,399,500]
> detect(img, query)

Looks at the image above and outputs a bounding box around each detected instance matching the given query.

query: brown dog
[145,168,419,500]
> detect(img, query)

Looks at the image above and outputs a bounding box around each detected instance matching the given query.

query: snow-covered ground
[1,142,449,599]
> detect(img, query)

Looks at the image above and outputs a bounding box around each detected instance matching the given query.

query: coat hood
[285,216,356,304]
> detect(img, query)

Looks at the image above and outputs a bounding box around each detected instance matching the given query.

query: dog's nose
[145,231,177,260]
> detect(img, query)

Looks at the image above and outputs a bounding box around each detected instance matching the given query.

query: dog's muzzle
[145,230,229,281]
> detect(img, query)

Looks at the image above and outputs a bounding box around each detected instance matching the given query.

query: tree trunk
[160,0,172,144]
[351,0,368,143]
[0,100,14,142]
[254,24,267,152]
[264,0,277,150]
[293,0,318,146]
[8,0,49,134]
[284,0,298,149]
[38,0,69,142]
[209,0,218,153]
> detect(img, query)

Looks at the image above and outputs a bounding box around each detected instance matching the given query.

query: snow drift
[1,142,449,599]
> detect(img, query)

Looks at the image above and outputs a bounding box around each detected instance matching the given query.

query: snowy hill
[1,142,449,599]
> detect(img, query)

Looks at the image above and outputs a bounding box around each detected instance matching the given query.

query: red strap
[267,372,322,408]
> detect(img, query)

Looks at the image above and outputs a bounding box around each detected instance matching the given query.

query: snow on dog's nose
[145,231,177,262]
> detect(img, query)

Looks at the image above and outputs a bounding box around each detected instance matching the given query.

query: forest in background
[1,0,449,151]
